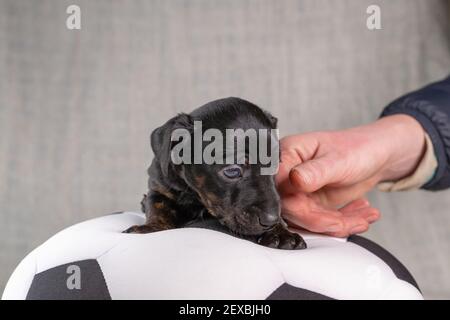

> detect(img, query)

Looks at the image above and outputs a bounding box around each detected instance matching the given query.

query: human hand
[276,115,426,237]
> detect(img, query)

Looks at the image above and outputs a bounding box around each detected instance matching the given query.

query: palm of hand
[275,133,381,237]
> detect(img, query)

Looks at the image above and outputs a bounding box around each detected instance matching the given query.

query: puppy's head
[151,97,281,236]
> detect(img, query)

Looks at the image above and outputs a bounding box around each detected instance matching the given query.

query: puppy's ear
[263,110,278,129]
[150,113,193,177]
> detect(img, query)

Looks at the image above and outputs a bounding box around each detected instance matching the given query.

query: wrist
[374,114,426,182]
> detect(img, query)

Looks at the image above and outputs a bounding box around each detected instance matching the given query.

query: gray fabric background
[1,0,449,299]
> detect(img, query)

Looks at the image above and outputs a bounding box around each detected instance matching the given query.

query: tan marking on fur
[198,192,220,218]
[153,202,165,209]
[153,186,175,200]
[146,216,172,231]
[194,175,206,188]
[206,208,218,217]
[205,192,219,203]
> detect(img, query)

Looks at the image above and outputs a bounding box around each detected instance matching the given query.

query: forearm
[333,114,427,186]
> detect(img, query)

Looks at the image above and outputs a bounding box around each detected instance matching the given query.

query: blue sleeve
[381,76,450,191]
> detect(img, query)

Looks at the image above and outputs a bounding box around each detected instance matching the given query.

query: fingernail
[326,223,342,232]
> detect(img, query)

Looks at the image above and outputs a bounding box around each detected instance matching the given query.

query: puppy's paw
[122,224,160,234]
[257,226,307,250]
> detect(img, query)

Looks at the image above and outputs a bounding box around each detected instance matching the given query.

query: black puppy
[124,97,306,250]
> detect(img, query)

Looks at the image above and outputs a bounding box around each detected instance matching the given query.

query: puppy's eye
[221,166,243,179]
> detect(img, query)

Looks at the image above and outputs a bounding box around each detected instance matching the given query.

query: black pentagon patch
[26,259,111,300]
[267,283,334,300]
[348,235,420,291]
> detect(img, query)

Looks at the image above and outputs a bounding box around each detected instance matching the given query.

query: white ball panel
[2,251,37,300]
[382,280,423,300]
[33,212,144,274]
[269,240,422,300]
[99,228,285,299]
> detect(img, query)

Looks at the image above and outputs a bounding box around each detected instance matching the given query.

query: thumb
[289,156,344,193]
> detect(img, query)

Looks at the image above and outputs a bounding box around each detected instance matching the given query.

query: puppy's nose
[259,212,279,228]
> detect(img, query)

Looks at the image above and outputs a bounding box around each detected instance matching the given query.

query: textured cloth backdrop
[0,0,449,299]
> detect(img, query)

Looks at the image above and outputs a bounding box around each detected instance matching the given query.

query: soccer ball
[2,212,422,300]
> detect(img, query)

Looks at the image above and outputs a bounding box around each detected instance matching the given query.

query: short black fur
[124,97,306,250]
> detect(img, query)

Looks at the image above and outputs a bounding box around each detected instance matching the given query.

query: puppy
[124,97,306,250]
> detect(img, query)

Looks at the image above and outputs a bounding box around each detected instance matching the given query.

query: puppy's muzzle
[249,205,281,229]
[259,212,279,228]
